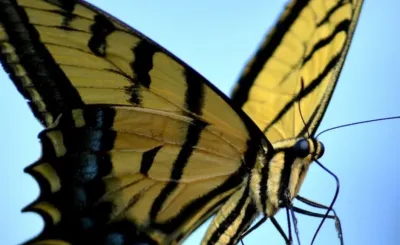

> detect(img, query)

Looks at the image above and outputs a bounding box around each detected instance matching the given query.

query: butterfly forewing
[0,0,271,244]
[231,0,364,142]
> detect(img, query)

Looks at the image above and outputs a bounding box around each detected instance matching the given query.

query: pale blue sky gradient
[1,1,399,244]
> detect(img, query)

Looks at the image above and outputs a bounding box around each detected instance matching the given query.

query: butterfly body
[27,104,323,245]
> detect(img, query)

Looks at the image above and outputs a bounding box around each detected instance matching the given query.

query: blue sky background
[1,1,399,244]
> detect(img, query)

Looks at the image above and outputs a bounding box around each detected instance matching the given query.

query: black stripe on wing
[231,0,309,107]
[0,0,84,125]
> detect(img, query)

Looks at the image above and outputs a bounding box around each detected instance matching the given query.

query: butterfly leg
[289,207,302,245]
[271,216,291,245]
[295,195,343,244]
[240,216,267,239]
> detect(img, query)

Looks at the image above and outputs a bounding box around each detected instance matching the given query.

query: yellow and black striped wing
[0,0,271,244]
[231,0,363,142]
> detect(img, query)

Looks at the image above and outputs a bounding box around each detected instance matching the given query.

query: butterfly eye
[293,139,310,158]
[318,142,325,158]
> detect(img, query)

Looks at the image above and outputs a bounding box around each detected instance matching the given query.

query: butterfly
[0,0,364,244]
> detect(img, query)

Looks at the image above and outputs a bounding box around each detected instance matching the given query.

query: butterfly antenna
[310,159,340,245]
[298,78,310,138]
[316,116,400,138]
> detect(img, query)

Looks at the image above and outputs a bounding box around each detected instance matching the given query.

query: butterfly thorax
[249,138,324,217]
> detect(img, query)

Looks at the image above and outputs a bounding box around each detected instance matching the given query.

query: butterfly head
[286,137,325,198]
[249,137,325,217]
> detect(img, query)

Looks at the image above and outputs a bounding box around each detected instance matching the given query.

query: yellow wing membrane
[232,0,363,142]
